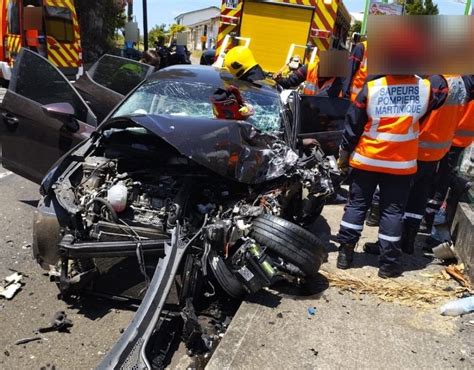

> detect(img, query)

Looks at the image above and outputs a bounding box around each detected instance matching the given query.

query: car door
[0,49,97,184]
[73,55,154,122]
[295,95,351,156]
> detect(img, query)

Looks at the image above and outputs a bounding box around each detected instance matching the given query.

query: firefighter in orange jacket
[275,59,342,97]
[401,75,473,253]
[424,84,474,230]
[342,40,367,101]
[336,75,448,278]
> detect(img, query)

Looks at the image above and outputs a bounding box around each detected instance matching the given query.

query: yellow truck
[0,0,82,82]
[216,0,351,73]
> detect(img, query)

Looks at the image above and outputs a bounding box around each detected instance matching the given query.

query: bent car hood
[115,114,297,185]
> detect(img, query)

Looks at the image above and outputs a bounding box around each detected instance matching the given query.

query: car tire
[249,214,326,277]
[208,250,246,298]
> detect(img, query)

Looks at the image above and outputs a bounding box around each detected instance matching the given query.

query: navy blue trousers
[337,169,413,267]
[427,146,465,214]
[404,161,438,229]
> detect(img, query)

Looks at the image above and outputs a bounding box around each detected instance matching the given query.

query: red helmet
[210,85,254,120]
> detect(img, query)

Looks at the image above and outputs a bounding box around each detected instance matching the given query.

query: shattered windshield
[113,80,282,133]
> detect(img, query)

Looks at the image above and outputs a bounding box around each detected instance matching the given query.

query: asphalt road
[0,164,134,369]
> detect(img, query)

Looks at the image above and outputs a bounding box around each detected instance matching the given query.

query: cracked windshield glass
[113,80,282,133]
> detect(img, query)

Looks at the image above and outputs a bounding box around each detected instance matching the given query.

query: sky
[132,0,470,32]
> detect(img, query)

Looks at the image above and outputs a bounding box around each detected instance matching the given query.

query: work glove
[337,148,350,176]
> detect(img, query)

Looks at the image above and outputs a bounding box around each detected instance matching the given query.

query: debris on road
[0,272,23,300]
[439,296,474,316]
[322,270,467,309]
[307,307,317,316]
[36,311,73,333]
[5,272,22,284]
[432,242,457,261]
[445,264,471,289]
[15,336,43,345]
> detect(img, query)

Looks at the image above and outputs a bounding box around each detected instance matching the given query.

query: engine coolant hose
[92,197,119,223]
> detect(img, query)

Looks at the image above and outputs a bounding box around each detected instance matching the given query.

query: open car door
[0,49,97,184]
[295,95,351,156]
[74,55,154,122]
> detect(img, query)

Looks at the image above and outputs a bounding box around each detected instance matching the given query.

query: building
[350,11,364,25]
[174,6,221,50]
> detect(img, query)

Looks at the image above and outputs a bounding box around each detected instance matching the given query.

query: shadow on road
[20,199,39,208]
[309,215,337,253]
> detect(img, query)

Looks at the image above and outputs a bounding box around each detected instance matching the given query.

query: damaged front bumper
[97,226,187,370]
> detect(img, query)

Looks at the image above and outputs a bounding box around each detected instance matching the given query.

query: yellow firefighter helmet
[224,46,258,78]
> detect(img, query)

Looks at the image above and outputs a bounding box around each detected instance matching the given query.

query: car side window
[88,55,151,96]
[10,50,90,123]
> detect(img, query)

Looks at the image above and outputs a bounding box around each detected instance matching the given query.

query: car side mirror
[42,103,79,132]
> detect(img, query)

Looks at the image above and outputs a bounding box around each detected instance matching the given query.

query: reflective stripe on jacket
[452,100,474,148]
[418,75,468,161]
[350,76,430,175]
[303,58,336,96]
[350,41,367,102]
[303,59,319,95]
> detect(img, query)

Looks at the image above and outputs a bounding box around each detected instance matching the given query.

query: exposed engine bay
[36,119,337,368]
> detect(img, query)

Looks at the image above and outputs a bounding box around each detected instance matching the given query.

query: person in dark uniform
[336,75,448,278]
[274,63,343,98]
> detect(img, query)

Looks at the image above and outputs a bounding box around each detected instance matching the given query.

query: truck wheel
[250,214,326,277]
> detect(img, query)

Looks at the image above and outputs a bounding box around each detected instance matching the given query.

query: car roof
[147,65,279,97]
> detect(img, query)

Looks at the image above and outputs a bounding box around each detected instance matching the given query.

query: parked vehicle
[215,0,351,73]
[0,49,350,368]
[0,0,82,83]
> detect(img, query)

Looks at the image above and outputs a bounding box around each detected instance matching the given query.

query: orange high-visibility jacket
[350,41,367,102]
[303,60,319,95]
[452,100,474,148]
[303,58,335,96]
[350,76,431,175]
[418,75,468,161]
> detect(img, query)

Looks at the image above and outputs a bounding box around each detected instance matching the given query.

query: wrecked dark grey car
[0,49,350,368]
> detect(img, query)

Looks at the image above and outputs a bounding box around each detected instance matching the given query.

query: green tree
[76,0,126,63]
[350,21,362,36]
[406,0,425,14]
[399,0,439,15]
[423,0,439,14]
[168,24,187,41]
[148,24,167,47]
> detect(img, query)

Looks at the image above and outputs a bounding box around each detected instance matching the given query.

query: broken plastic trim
[97,226,187,369]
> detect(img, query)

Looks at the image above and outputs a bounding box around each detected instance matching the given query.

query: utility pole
[361,0,370,35]
[128,0,133,21]
[465,0,472,14]
[143,0,148,50]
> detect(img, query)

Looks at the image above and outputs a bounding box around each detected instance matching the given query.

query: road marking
[0,171,12,180]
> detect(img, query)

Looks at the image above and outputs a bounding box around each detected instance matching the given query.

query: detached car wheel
[250,214,326,277]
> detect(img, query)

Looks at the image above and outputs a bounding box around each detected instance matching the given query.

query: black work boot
[337,243,356,270]
[363,241,380,255]
[378,264,402,279]
[365,204,380,227]
[401,225,418,255]
[419,213,434,234]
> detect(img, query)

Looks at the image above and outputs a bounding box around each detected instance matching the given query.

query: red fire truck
[0,0,82,83]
